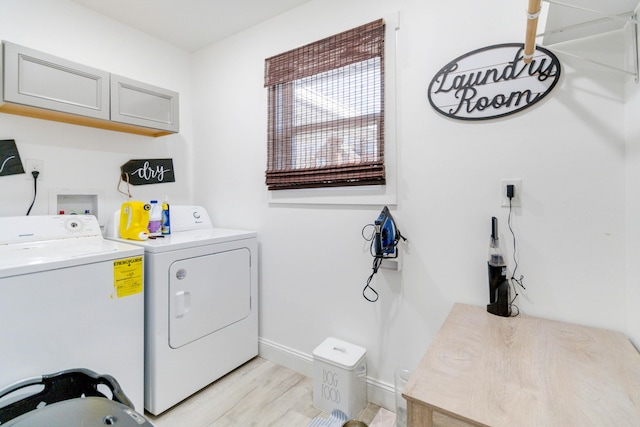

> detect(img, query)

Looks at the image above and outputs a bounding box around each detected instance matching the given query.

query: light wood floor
[145,357,380,427]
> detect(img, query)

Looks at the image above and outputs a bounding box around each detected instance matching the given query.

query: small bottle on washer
[161,196,171,235]
[148,200,162,236]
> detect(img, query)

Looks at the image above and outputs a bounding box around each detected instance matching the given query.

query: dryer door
[169,247,251,349]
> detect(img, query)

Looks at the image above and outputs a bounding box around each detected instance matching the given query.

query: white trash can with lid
[312,337,367,419]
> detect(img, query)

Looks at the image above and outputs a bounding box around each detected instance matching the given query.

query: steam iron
[363,206,407,302]
[374,206,405,258]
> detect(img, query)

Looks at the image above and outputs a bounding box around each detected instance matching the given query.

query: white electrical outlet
[501,179,521,207]
[25,159,44,180]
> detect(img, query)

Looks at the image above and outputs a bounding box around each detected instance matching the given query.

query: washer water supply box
[312,337,367,419]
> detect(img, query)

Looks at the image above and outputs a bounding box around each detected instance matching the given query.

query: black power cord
[506,185,525,316]
[363,257,382,302]
[25,170,39,216]
[361,224,381,302]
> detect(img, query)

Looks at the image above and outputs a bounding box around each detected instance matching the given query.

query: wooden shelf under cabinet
[0,103,173,137]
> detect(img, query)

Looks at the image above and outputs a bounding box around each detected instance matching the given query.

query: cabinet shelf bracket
[536,1,639,82]
[543,0,637,24]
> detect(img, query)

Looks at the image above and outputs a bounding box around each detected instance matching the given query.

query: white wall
[193,0,630,407]
[0,0,193,221]
[626,22,640,349]
[1,0,635,412]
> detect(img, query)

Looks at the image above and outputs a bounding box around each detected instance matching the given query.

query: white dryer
[0,215,145,411]
[105,206,258,415]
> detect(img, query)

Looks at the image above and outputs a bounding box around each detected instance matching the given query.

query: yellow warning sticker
[113,256,143,298]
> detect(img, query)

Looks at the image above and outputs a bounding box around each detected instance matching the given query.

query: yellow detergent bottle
[119,201,151,240]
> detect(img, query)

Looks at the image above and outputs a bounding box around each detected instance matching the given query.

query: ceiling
[71,0,313,52]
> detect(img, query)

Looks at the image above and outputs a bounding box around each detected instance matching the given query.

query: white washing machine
[0,215,145,411]
[105,206,258,415]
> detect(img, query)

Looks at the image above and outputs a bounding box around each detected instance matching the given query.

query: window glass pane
[291,57,381,170]
[293,124,379,169]
[294,57,381,124]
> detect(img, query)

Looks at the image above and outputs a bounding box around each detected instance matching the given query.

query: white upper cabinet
[0,41,179,137]
[111,75,179,133]
[2,41,110,120]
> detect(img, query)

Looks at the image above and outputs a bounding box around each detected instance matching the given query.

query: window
[264,19,386,191]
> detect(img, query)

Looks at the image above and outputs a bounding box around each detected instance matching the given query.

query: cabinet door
[2,42,110,120]
[168,248,251,349]
[111,74,179,133]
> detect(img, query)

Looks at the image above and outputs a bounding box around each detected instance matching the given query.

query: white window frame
[268,13,399,206]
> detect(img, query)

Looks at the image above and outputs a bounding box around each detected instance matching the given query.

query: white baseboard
[258,337,396,411]
[258,337,314,377]
[365,377,395,412]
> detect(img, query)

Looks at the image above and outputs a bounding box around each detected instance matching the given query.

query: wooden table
[402,303,640,427]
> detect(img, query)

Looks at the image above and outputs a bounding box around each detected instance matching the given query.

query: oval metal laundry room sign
[428,43,561,120]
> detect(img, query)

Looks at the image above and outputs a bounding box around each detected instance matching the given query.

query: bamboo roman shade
[264,19,386,190]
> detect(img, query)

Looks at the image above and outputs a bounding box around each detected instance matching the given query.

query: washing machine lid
[0,215,143,277]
